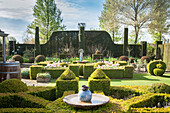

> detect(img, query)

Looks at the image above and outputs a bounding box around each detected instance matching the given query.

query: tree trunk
[134,26,139,44]
[112,30,114,43]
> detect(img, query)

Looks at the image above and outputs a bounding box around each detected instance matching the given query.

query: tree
[99,0,121,42]
[100,0,165,44]
[148,0,169,42]
[27,0,66,43]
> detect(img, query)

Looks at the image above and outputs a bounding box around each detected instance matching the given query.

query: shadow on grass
[111,73,160,82]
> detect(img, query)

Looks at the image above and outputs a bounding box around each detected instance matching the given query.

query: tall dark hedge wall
[9,31,143,58]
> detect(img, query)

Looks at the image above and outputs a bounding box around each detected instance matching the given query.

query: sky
[0,0,105,42]
[0,0,169,43]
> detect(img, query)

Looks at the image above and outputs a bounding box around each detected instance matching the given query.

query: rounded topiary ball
[11,55,24,63]
[59,69,76,80]
[119,56,129,61]
[141,56,150,63]
[148,83,170,94]
[0,79,28,93]
[35,55,45,63]
[153,68,164,76]
[90,69,106,79]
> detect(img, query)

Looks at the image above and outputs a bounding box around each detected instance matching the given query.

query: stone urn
[78,85,92,102]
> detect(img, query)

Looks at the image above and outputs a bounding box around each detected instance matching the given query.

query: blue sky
[0,0,169,43]
[0,0,105,42]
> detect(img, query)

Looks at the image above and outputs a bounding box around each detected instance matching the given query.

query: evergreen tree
[27,0,66,43]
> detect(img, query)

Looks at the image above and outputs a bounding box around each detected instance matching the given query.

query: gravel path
[21,79,50,87]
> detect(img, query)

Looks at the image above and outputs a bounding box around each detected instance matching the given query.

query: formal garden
[0,0,170,112]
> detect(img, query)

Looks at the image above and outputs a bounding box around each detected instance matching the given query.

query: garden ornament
[78,49,84,61]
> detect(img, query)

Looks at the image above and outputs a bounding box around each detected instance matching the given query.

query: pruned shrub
[0,79,28,93]
[56,69,79,97]
[148,83,170,94]
[88,69,110,95]
[11,55,24,63]
[119,56,129,61]
[141,56,150,63]
[35,55,45,63]
[153,68,164,76]
[90,69,106,79]
[59,68,76,80]
[147,60,166,75]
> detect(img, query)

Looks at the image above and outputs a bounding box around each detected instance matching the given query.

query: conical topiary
[90,69,106,79]
[59,68,76,80]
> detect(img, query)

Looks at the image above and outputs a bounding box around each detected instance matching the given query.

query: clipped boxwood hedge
[88,69,110,95]
[56,77,79,98]
[28,87,56,101]
[110,86,140,99]
[123,66,134,78]
[0,79,28,93]
[101,68,124,79]
[122,93,170,112]
[147,60,166,75]
[83,64,94,78]
[68,64,79,77]
[114,61,127,66]
[0,108,49,112]
[56,69,78,97]
[131,107,170,112]
[42,68,66,79]
[0,93,50,108]
[30,65,43,80]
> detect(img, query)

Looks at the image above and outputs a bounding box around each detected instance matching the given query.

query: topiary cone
[90,69,106,79]
[59,68,76,80]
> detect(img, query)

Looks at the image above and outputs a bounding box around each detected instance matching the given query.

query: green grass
[48,73,170,91]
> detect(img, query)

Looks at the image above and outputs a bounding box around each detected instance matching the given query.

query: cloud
[55,0,103,30]
[0,0,35,22]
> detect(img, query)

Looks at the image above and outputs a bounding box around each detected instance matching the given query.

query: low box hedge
[110,86,140,99]
[123,66,134,78]
[131,107,170,112]
[28,87,56,101]
[56,77,79,98]
[122,93,170,112]
[68,64,79,77]
[0,108,49,112]
[42,68,66,79]
[114,61,127,66]
[88,76,110,95]
[37,61,53,66]
[30,65,43,80]
[83,64,94,78]
[0,93,50,108]
[101,68,124,79]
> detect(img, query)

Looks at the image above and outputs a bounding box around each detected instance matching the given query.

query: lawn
[48,73,170,90]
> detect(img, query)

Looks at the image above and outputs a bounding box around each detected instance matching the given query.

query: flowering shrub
[44,62,67,68]
[97,62,120,69]
[37,73,51,78]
